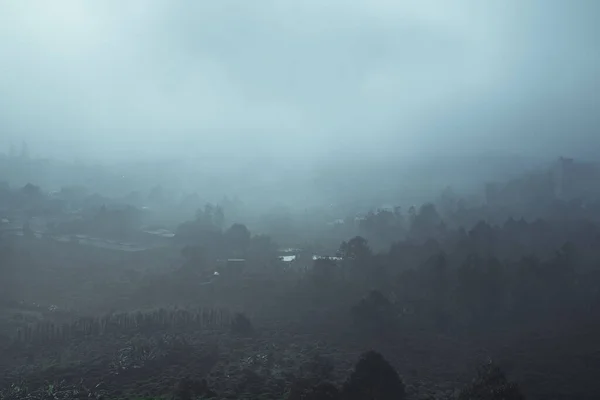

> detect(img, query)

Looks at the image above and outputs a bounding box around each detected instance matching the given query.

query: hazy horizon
[1,0,599,167]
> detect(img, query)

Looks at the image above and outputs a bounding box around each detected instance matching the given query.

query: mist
[4,3,600,397]
[1,0,599,205]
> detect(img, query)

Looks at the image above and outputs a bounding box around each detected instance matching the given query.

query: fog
[1,1,599,206]
[4,4,600,396]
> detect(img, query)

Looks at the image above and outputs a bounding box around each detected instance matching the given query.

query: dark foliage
[286,354,337,400]
[351,290,395,332]
[4,157,600,398]
[225,223,251,257]
[457,362,525,400]
[311,257,338,287]
[230,312,254,336]
[338,236,371,263]
[342,351,406,400]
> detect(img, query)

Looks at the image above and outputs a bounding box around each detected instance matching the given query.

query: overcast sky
[1,0,599,164]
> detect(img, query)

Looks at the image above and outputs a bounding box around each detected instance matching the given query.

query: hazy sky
[1,0,599,164]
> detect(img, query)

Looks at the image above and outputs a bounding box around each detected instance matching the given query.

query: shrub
[342,351,406,400]
[231,312,253,336]
[457,361,525,400]
[351,290,395,331]
[286,354,337,400]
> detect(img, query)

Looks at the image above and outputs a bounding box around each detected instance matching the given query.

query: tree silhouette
[338,236,371,263]
[311,257,338,287]
[342,351,406,400]
[225,223,251,257]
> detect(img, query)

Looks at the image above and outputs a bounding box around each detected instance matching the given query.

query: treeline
[298,216,600,337]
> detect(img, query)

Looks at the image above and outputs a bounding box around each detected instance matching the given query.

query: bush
[230,312,254,336]
[457,362,525,400]
[351,290,395,332]
[286,354,337,400]
[342,351,406,400]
